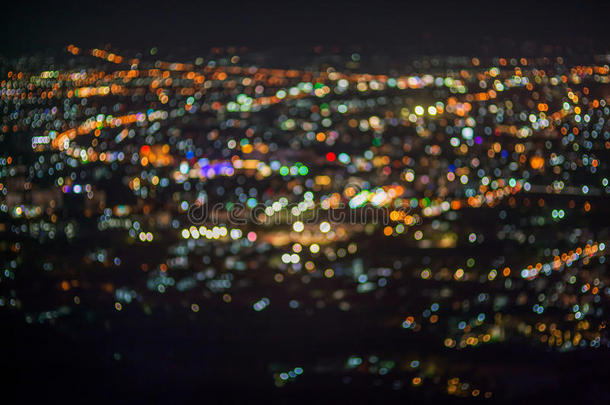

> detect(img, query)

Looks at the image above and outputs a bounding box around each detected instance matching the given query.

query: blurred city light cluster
[1,44,609,399]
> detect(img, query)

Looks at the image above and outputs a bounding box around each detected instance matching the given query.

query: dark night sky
[2,0,609,57]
